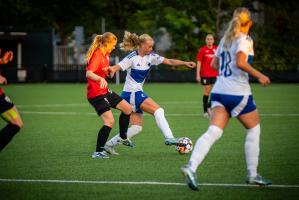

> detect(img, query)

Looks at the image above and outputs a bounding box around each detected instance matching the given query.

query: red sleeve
[196,47,204,62]
[87,49,102,72]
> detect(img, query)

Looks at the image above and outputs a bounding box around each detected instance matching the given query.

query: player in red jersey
[196,34,218,117]
[0,49,23,152]
[85,32,134,159]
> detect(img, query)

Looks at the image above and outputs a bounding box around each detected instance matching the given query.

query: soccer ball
[175,137,193,154]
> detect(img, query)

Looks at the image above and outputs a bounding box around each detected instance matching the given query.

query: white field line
[19,111,299,117]
[0,178,298,188]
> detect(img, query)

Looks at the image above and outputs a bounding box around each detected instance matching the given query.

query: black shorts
[88,89,123,116]
[201,77,217,85]
[0,94,14,114]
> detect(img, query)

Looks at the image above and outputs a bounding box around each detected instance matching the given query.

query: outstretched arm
[108,64,122,78]
[162,58,196,68]
[0,75,7,85]
[0,49,13,64]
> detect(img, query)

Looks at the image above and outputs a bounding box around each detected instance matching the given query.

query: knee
[203,125,223,142]
[11,119,23,129]
[123,108,132,115]
[154,107,164,116]
[104,119,115,128]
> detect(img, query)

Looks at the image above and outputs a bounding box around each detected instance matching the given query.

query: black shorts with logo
[201,77,217,86]
[0,94,14,114]
[88,89,123,116]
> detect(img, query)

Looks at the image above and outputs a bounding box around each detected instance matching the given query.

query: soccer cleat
[91,151,109,159]
[246,174,272,186]
[119,138,136,148]
[181,165,199,191]
[104,145,120,155]
[165,137,184,146]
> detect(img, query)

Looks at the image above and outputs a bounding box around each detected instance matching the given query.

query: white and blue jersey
[211,33,256,117]
[119,51,165,113]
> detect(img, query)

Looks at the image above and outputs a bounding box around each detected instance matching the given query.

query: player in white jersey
[181,7,272,190]
[104,31,196,154]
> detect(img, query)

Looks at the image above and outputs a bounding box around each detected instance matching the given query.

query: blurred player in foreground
[181,7,272,190]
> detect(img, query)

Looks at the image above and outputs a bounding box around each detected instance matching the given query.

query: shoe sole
[92,156,109,159]
[181,168,199,191]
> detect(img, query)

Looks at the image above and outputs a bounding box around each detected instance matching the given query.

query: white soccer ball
[175,137,193,154]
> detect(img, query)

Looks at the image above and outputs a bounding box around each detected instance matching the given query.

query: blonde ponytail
[120,31,140,52]
[120,31,153,52]
[223,7,251,50]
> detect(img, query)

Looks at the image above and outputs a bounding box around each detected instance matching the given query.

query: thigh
[140,98,160,115]
[100,110,115,126]
[116,99,132,115]
[130,112,143,126]
[237,109,260,129]
[210,106,230,129]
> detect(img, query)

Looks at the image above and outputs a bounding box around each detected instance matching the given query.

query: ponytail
[86,35,102,63]
[223,7,251,50]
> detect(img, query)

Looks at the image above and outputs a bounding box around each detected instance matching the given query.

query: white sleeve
[151,53,165,66]
[236,37,251,55]
[118,57,132,71]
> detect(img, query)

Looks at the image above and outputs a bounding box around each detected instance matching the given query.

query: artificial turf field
[0,83,298,200]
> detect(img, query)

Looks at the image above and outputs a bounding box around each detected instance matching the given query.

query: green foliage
[1,0,298,70]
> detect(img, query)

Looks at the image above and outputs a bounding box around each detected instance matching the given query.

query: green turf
[0,83,299,200]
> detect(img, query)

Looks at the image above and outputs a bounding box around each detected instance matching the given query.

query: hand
[0,75,7,85]
[0,51,13,64]
[186,61,196,68]
[108,67,116,78]
[98,77,108,88]
[258,74,270,86]
[196,76,201,83]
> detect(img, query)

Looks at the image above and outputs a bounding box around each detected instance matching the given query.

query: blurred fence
[1,62,299,83]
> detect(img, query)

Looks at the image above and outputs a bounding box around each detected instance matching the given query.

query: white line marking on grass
[18,104,87,108]
[0,179,298,188]
[19,111,299,117]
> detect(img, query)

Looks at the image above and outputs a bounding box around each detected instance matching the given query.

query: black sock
[96,125,112,152]
[119,112,130,140]
[203,95,209,113]
[0,124,21,152]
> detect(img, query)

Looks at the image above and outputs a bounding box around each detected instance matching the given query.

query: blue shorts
[210,93,256,117]
[121,91,149,113]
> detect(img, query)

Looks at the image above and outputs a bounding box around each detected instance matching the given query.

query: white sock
[154,108,174,139]
[105,125,142,147]
[245,124,260,177]
[105,134,120,147]
[127,125,142,138]
[189,125,223,172]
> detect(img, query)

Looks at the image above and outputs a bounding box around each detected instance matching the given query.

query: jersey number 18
[220,51,232,77]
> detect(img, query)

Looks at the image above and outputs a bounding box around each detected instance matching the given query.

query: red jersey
[86,48,109,99]
[0,88,3,96]
[196,45,218,77]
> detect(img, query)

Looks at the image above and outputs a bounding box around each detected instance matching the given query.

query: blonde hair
[223,7,251,50]
[86,32,117,63]
[120,31,153,52]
